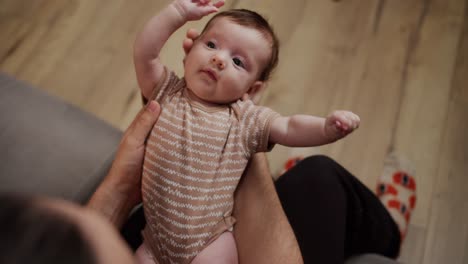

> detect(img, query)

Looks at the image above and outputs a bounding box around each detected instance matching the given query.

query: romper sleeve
[146,66,183,104]
[237,100,281,156]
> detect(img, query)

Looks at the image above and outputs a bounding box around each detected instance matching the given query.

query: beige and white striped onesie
[141,68,279,264]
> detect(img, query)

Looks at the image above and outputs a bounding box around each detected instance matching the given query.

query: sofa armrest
[0,73,123,204]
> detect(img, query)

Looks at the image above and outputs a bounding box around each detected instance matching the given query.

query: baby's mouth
[201,68,218,81]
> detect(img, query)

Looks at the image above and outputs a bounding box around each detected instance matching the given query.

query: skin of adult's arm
[233,153,304,264]
[87,101,161,229]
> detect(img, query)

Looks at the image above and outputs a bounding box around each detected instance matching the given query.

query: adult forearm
[234,153,303,264]
[87,153,145,230]
[88,101,162,229]
[87,180,134,229]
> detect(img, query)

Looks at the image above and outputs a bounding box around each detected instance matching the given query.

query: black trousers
[274,155,400,263]
[121,155,400,263]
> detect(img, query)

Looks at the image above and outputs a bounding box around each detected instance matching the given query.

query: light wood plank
[423,194,468,263]
[398,224,427,264]
[263,0,426,189]
[421,1,468,261]
[319,0,426,188]
[391,0,466,229]
[451,1,468,105]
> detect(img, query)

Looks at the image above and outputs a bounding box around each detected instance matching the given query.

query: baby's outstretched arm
[134,0,224,99]
[270,110,360,147]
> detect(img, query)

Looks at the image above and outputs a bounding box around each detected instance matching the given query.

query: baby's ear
[244,81,266,104]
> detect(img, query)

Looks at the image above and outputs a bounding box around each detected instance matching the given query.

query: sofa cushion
[0,73,123,203]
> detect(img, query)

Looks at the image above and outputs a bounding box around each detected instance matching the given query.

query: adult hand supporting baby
[183,28,304,263]
[88,101,161,229]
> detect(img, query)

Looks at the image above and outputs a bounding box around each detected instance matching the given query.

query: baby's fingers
[334,121,347,134]
[333,114,349,130]
[346,112,360,129]
[195,0,224,9]
[198,4,220,15]
[328,110,359,134]
[212,0,225,8]
[333,111,356,131]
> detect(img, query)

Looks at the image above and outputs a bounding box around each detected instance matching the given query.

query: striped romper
[141,68,279,264]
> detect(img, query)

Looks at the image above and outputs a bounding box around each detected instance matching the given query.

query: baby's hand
[324,110,360,141]
[173,0,225,21]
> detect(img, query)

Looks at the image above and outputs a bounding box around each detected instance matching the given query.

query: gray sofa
[0,72,398,264]
[0,73,122,203]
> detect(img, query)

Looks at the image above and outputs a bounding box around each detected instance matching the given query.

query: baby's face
[184,17,271,104]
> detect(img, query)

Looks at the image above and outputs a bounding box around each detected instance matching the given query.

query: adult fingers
[125,100,161,145]
[183,28,200,54]
[186,28,200,39]
[183,38,193,54]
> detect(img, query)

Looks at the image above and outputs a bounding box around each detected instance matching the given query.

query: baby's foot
[376,153,416,241]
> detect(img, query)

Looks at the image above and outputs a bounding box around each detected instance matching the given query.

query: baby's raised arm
[134,0,224,99]
[270,111,360,147]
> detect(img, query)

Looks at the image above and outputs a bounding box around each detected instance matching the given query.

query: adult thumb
[126,100,161,143]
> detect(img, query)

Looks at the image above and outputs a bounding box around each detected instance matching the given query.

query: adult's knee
[299,155,338,171]
[277,155,341,191]
[297,155,341,182]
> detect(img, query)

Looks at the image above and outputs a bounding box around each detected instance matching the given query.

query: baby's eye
[233,57,244,68]
[206,41,216,49]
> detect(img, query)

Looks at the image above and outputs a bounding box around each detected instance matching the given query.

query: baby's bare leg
[191,232,238,264]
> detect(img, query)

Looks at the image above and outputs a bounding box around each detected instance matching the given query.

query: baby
[133,0,361,263]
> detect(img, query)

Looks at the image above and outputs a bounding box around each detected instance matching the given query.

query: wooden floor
[1,0,467,262]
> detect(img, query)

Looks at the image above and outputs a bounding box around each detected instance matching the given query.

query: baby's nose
[211,56,225,70]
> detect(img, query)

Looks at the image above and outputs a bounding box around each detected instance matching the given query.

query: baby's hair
[202,9,279,82]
